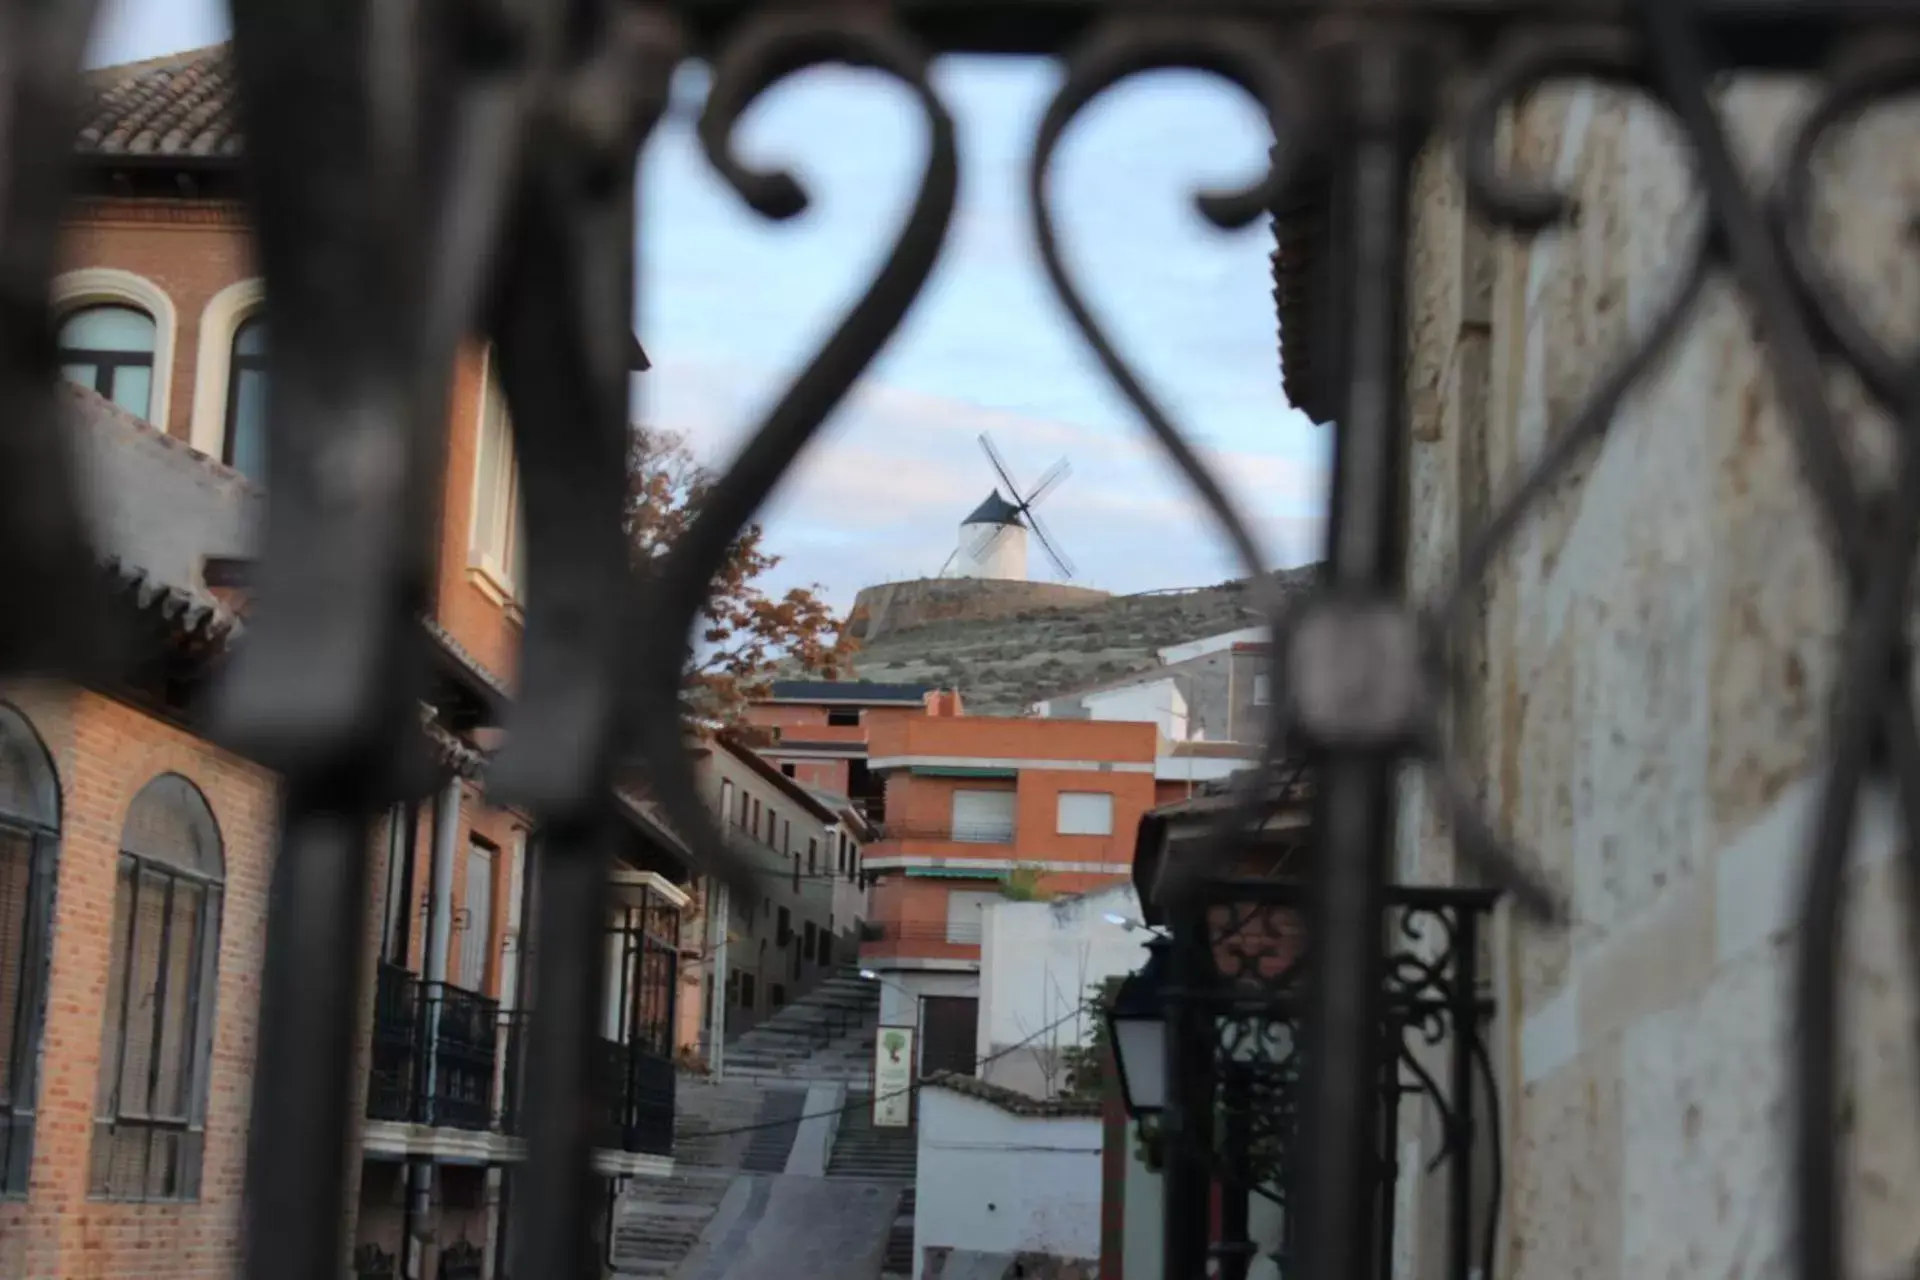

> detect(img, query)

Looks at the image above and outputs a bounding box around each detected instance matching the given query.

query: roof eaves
[921,1071,1102,1118]
[1273,152,1336,427]
[715,732,841,824]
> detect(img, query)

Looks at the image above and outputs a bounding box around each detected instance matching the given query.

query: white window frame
[51,268,177,433]
[468,349,526,605]
[1056,791,1114,836]
[187,277,265,461]
[1252,673,1272,706]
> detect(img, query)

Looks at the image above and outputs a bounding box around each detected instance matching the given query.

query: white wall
[1081,679,1188,742]
[875,970,981,1074]
[913,1088,1103,1279]
[951,519,1028,580]
[977,884,1148,1098]
[1157,625,1267,666]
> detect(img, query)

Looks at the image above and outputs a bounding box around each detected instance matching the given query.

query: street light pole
[1163,894,1214,1278]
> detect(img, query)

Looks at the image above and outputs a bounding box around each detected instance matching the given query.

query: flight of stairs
[608,1077,773,1276]
[723,966,880,1087]
[738,1089,809,1173]
[826,1105,918,1277]
[608,1169,733,1279]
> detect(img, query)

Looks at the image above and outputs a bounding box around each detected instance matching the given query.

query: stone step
[609,1173,733,1275]
[739,1089,809,1174]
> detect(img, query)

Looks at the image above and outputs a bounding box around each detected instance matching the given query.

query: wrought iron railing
[497,1011,531,1135]
[596,1037,676,1158]
[423,983,502,1132]
[874,819,1017,845]
[362,965,500,1132]
[1,2,1916,1279]
[365,962,423,1125]
[862,920,984,947]
[1168,879,1497,1280]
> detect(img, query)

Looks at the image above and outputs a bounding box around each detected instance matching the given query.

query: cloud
[641,348,1328,609]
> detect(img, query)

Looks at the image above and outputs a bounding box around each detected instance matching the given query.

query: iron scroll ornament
[1,3,1920,1280]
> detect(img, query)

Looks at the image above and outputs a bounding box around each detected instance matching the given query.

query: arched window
[0,704,59,1197]
[58,304,158,421]
[223,314,268,482]
[91,774,224,1201]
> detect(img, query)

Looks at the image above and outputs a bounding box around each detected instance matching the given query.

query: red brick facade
[0,683,277,1279]
[28,104,535,1277]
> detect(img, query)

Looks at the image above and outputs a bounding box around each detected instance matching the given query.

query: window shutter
[950,790,1016,843]
[1056,792,1114,836]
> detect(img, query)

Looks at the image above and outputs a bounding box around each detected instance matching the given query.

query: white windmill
[940,433,1076,582]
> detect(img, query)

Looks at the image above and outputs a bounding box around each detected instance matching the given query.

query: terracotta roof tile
[77,44,242,161]
[921,1071,1103,1118]
[1272,156,1333,426]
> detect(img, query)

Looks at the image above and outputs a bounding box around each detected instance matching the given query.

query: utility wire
[685,994,1108,1141]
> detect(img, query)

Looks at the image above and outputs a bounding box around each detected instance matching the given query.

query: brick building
[0,44,685,1280]
[686,735,865,1049]
[744,678,945,821]
[856,710,1158,1078]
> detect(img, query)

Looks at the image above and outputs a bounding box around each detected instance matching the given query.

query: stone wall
[1398,82,1920,1280]
[851,574,1306,713]
[848,578,1113,643]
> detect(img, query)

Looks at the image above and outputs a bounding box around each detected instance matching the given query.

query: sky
[90,1,1329,611]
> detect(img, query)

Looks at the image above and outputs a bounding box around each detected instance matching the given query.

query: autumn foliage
[625,424,855,729]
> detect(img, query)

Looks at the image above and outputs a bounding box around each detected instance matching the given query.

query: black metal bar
[1219,1063,1254,1280]
[1447,909,1480,1280]
[1294,31,1434,1280]
[507,810,613,1280]
[663,0,1920,69]
[1373,1006,1404,1280]
[141,873,177,1128]
[1164,892,1215,1277]
[242,801,375,1280]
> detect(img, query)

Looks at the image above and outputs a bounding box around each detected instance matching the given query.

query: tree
[625,423,856,728]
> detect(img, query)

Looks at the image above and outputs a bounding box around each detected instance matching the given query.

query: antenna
[973,432,1076,580]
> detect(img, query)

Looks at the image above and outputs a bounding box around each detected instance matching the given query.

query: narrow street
[672,1175,900,1280]
[610,971,916,1280]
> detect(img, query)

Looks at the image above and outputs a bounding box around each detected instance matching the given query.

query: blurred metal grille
[2,2,1918,1279]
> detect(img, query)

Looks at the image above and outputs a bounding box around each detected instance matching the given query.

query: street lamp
[1104,935,1170,1116]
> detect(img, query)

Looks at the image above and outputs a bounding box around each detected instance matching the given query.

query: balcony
[365,962,499,1131]
[597,1037,675,1157]
[491,1016,674,1161]
[875,819,1015,846]
[859,919,984,969]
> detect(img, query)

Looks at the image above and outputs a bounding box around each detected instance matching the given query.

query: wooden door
[920,995,979,1077]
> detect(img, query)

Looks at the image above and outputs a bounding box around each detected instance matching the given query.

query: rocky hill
[848,567,1318,713]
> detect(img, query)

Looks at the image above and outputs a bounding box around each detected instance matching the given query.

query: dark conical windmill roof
[962,490,1026,528]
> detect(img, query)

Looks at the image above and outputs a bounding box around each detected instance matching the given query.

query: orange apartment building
[745,678,944,822]
[855,711,1158,1077]
[0,45,687,1280]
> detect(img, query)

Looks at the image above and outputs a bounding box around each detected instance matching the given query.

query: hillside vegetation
[848,567,1318,713]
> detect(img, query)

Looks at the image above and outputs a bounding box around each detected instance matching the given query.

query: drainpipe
[709,878,730,1081]
[496,831,540,1278]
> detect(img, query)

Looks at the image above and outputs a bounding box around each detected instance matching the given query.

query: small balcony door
[459,841,494,991]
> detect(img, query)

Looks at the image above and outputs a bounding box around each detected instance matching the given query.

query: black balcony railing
[366,962,423,1124]
[425,982,501,1131]
[863,920,983,947]
[596,1037,675,1158]
[362,964,500,1131]
[498,1011,530,1135]
[875,819,1014,845]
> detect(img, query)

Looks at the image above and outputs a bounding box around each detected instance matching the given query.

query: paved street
[671,1175,903,1280]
